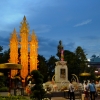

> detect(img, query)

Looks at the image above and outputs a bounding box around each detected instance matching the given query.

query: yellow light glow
[30,31,38,72]
[9,29,18,77]
[20,16,29,79]
[9,16,38,81]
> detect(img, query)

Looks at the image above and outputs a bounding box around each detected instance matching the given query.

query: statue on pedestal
[57,40,64,61]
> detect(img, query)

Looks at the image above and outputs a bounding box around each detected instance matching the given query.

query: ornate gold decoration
[0,63,22,69]
[0,72,4,76]
[9,29,18,77]
[9,16,38,82]
[20,16,29,79]
[80,72,91,76]
[71,74,79,82]
[56,61,67,66]
[30,31,38,72]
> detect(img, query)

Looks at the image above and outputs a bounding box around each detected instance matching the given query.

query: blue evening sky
[0,0,100,60]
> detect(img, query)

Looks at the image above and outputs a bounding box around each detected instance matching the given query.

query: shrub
[0,87,9,92]
[30,70,46,100]
[0,96,29,100]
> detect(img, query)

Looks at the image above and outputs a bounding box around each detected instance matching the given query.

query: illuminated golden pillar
[30,31,38,72]
[20,16,29,80]
[9,29,18,77]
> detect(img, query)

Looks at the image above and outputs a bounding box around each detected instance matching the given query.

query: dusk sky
[0,0,100,60]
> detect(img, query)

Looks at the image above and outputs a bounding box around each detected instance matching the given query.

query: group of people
[84,80,97,100]
[68,80,97,100]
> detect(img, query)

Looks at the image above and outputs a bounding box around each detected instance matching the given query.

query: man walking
[69,81,75,100]
[88,80,96,100]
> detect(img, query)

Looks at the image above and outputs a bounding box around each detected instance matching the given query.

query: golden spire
[9,28,18,77]
[20,16,29,34]
[30,30,38,71]
[31,30,38,43]
[9,16,38,84]
[20,16,29,80]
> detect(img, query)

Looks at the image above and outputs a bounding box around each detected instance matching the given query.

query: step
[51,97,66,100]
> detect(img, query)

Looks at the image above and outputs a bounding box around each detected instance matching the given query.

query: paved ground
[51,97,66,100]
[0,91,100,100]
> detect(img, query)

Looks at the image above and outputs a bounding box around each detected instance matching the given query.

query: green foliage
[47,56,58,80]
[75,46,87,73]
[0,96,28,100]
[0,46,3,52]
[30,70,46,100]
[0,87,9,92]
[75,46,87,61]
[75,46,96,81]
[37,55,48,82]
[0,76,6,88]
[0,49,10,64]
[64,50,80,80]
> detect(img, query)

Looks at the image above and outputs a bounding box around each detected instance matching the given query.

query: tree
[0,75,6,87]
[0,46,3,62]
[37,55,48,82]
[0,49,10,63]
[64,50,80,80]
[75,46,87,73]
[30,70,46,100]
[0,46,3,52]
[74,46,95,81]
[0,49,10,78]
[47,56,58,80]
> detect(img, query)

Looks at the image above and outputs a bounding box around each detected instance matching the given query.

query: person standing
[84,81,89,100]
[88,80,96,100]
[69,81,75,100]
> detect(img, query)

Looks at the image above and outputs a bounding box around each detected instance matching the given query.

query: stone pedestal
[55,61,69,89]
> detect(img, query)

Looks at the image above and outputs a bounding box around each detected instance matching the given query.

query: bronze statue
[57,40,64,61]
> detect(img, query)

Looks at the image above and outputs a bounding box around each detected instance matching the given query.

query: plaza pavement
[0,91,100,100]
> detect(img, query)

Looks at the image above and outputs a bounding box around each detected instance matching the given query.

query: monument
[55,40,69,89]
[9,16,38,85]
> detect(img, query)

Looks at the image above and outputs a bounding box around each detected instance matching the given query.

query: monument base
[54,61,70,90]
[55,81,69,90]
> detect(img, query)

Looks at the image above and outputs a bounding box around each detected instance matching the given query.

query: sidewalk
[51,97,66,100]
[0,91,100,100]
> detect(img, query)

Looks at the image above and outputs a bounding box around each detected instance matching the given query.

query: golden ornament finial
[13,28,16,34]
[20,16,29,33]
[23,16,26,21]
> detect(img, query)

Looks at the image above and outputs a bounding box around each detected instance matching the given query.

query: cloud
[77,35,100,58]
[32,25,51,34]
[0,36,9,52]
[64,42,76,51]
[38,37,58,58]
[38,36,76,59]
[74,19,92,27]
